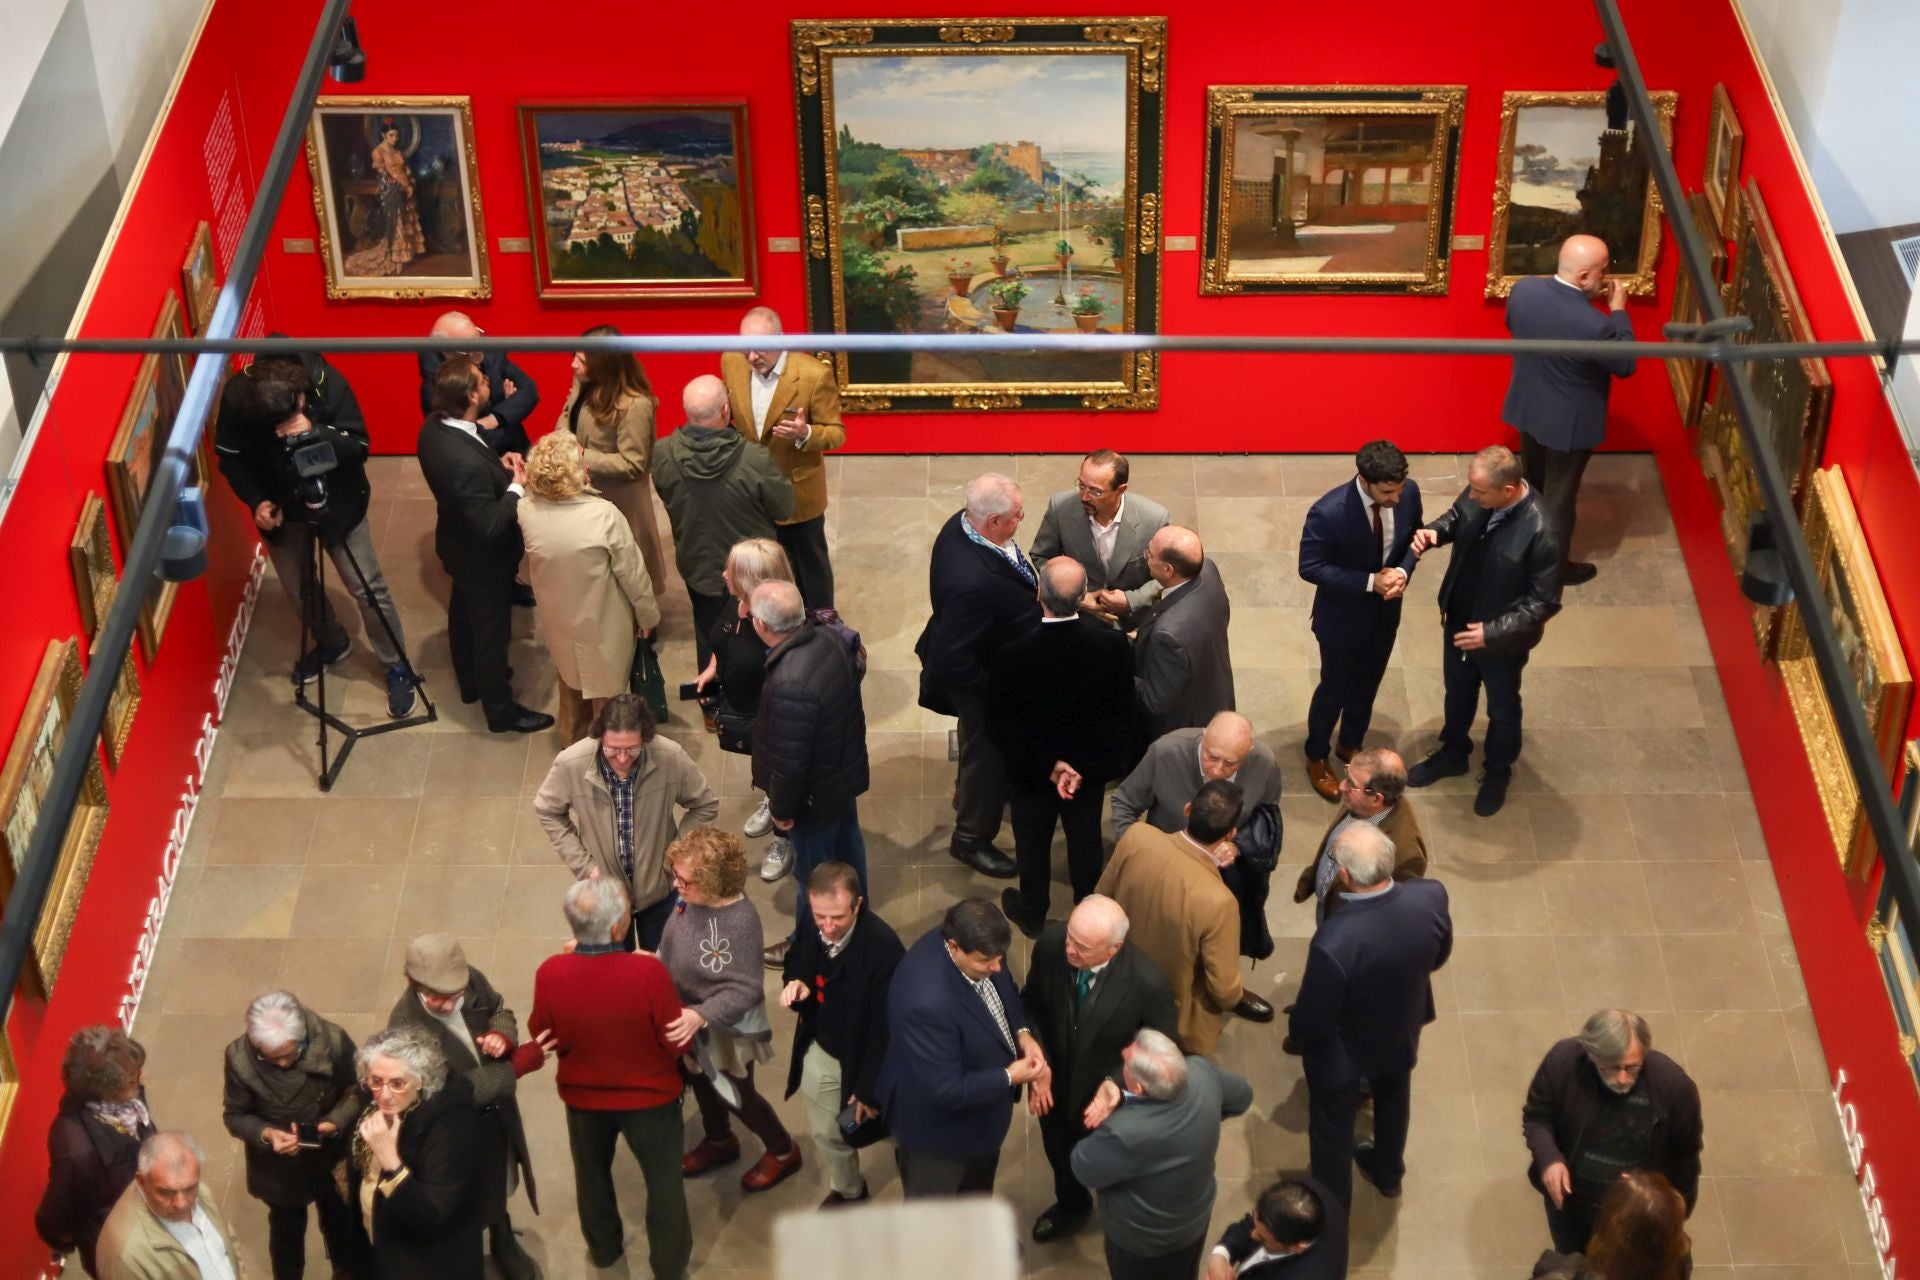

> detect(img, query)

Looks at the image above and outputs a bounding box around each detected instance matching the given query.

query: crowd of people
[37,235,1718,1279]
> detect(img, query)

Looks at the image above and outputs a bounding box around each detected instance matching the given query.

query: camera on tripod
[282,427,339,520]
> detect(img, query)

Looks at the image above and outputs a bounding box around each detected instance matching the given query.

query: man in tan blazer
[96,1132,242,1280]
[1293,747,1429,923]
[720,306,846,609]
[1094,778,1246,1054]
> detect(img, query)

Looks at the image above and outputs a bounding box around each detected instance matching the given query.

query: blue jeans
[786,807,868,935]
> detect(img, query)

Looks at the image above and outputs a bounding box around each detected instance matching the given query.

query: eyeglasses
[1588,1055,1646,1078]
[602,744,643,759]
[1338,765,1382,796]
[1075,481,1110,497]
[365,1075,417,1095]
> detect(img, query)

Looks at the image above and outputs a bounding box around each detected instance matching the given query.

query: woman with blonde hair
[656,827,802,1194]
[693,538,796,879]
[560,325,668,594]
[518,430,660,742]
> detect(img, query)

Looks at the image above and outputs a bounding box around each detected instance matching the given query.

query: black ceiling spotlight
[329,16,366,84]
[1741,512,1796,608]
[1592,42,1630,130]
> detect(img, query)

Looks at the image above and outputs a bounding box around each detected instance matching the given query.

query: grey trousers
[951,690,1008,850]
[266,516,405,667]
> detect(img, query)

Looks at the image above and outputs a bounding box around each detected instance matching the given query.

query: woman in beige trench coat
[518,431,662,743]
[558,325,669,596]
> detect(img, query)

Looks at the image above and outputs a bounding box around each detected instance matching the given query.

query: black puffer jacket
[752,624,869,822]
[1425,487,1563,654]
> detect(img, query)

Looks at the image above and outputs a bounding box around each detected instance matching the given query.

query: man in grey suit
[1132,526,1234,739]
[1072,1028,1253,1280]
[1029,449,1170,626]
[1111,712,1279,1022]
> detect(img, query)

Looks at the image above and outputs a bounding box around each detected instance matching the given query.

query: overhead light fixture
[1740,512,1795,608]
[329,17,367,85]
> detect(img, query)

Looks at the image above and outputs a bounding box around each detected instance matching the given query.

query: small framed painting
[181,221,220,333]
[69,494,115,638]
[1703,84,1743,238]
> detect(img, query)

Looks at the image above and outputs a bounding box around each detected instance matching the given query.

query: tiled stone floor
[130,453,1880,1279]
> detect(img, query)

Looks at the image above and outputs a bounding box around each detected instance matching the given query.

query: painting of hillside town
[793,21,1165,410]
[1486,90,1677,297]
[518,102,754,299]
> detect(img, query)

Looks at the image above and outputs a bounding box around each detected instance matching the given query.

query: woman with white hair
[347,1028,487,1279]
[221,990,361,1279]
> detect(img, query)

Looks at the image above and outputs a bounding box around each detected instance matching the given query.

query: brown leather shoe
[682,1135,741,1176]
[741,1144,803,1192]
[1307,757,1340,802]
[763,938,792,970]
[1334,743,1358,764]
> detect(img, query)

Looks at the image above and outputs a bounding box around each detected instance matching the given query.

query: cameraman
[215,349,416,717]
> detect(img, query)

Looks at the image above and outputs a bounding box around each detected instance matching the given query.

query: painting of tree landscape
[793,19,1164,411]
[1486,90,1676,298]
[518,102,754,299]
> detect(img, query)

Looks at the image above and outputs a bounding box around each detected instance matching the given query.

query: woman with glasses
[347,1028,486,1278]
[532,694,719,952]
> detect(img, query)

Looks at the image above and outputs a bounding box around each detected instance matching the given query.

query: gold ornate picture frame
[91,579,140,770]
[1665,191,1727,432]
[307,96,490,299]
[1776,468,1911,879]
[70,494,115,638]
[105,342,177,662]
[1200,85,1465,295]
[1868,743,1920,1099]
[0,640,110,997]
[1703,83,1743,238]
[0,1024,16,1157]
[792,18,1165,411]
[1486,89,1676,299]
[181,220,219,333]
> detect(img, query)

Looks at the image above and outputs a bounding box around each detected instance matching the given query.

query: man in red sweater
[530,876,693,1276]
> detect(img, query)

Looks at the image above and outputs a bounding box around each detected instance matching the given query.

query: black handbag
[629,635,668,721]
[836,1101,891,1150]
[713,703,755,755]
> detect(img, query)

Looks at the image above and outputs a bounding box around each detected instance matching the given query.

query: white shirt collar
[441,416,481,441]
[754,352,787,383]
[1550,274,1588,294]
[1090,493,1125,530]
[1040,614,1077,624]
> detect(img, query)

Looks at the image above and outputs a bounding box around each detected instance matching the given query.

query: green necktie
[1074,969,1094,1008]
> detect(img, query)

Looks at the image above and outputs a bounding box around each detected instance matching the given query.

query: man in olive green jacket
[97,1133,242,1280]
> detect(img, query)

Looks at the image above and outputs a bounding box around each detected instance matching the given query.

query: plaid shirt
[597,751,636,880]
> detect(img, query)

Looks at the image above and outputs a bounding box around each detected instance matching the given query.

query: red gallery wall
[0,0,321,1270]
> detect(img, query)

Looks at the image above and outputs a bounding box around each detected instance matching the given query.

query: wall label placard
[1832,1067,1899,1280]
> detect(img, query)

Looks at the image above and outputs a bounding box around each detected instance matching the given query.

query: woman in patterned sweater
[656,827,803,1192]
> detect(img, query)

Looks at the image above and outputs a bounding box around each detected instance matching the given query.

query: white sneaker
[744,797,774,839]
[760,836,795,883]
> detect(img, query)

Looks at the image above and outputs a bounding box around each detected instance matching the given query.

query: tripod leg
[331,527,431,707]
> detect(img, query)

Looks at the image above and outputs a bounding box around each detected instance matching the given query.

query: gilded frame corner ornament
[1485,89,1677,299]
[1199,84,1466,297]
[306,95,491,300]
[789,16,1165,413]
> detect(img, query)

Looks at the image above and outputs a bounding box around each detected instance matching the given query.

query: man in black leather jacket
[1405,444,1563,816]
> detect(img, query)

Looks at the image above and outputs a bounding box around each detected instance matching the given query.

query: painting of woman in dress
[307,97,491,298]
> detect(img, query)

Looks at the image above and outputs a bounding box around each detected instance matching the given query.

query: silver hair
[750,580,806,634]
[1125,1028,1188,1101]
[1331,824,1398,887]
[355,1028,449,1100]
[964,473,1020,524]
[245,990,307,1053]
[563,876,631,946]
[137,1131,204,1176]
[1038,557,1085,617]
[1072,893,1130,946]
[1578,1008,1652,1062]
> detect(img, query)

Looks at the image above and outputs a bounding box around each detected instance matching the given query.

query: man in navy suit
[1503,234,1636,587]
[417,310,540,457]
[877,898,1051,1197]
[1298,440,1423,801]
[1289,824,1452,1211]
[918,474,1044,878]
[1206,1177,1348,1280]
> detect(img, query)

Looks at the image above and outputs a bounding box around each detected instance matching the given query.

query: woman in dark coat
[347,1028,486,1280]
[33,1026,156,1277]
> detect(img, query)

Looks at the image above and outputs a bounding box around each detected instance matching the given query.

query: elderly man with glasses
[1291,747,1429,926]
[1028,448,1170,626]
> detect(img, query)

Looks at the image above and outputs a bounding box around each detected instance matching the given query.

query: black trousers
[1305,621,1399,762]
[1308,1068,1411,1211]
[777,515,835,610]
[685,1060,795,1157]
[688,587,732,672]
[1438,630,1528,773]
[1520,433,1594,565]
[1104,1235,1207,1280]
[262,1152,358,1279]
[897,1146,1000,1198]
[1545,1196,1597,1255]
[447,560,515,719]
[1008,776,1107,917]
[620,892,680,953]
[1037,1108,1093,1217]
[951,691,1009,851]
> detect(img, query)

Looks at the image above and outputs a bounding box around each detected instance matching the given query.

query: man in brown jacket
[96,1133,241,1280]
[720,306,846,609]
[1293,748,1429,924]
[1094,779,1246,1054]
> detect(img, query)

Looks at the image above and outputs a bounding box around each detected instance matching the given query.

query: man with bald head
[918,472,1043,877]
[719,306,847,608]
[417,310,540,457]
[1503,233,1637,586]
[1133,526,1235,740]
[988,555,1135,935]
[1019,895,1178,1244]
[652,375,796,667]
[97,1132,241,1279]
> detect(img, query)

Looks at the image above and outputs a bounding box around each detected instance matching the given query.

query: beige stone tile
[1447,936,1565,1012]
[392,865,508,939]
[156,939,288,1015]
[1781,1008,1835,1091]
[1553,933,1674,1015]
[272,938,395,1018]
[1716,1175,1850,1266]
[1194,496,1308,554]
[1662,934,1782,1011]
[423,733,532,796]
[1612,729,1719,795]
[1441,865,1551,936]
[1461,1011,1577,1098]
[1535,862,1657,935]
[1524,792,1638,862]
[498,865,579,939]
[1700,1090,1835,1177]
[306,797,418,865]
[1592,665,1707,728]
[1512,727,1619,795]
[1414,793,1535,864]
[1192,454,1292,498]
[203,797,320,866]
[1675,1011,1802,1091]
[1210,550,1316,608]
[407,795,518,865]
[1519,665,1604,729]
[1642,862,1755,934]
[288,864,403,940]
[1228,605,1315,668]
[839,454,930,497]
[1124,454,1196,496]
[173,865,303,939]
[1765,936,1811,1011]
[1689,1175,1734,1267]
[1627,792,1740,860]
[1745,862,1793,936]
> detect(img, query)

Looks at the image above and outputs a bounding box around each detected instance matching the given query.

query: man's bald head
[740,306,782,336]
[1038,556,1087,618]
[682,375,730,427]
[1556,234,1612,294]
[1148,525,1204,582]
[430,310,479,341]
[1065,894,1129,968]
[1199,711,1254,781]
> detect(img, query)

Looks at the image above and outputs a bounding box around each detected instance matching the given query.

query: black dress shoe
[1406,748,1470,788]
[1474,768,1512,817]
[1233,993,1275,1023]
[951,842,1017,878]
[512,582,537,607]
[1281,1035,1302,1056]
[1000,888,1047,939]
[488,704,556,734]
[1354,1140,1402,1197]
[1031,1204,1090,1243]
[460,687,481,705]
[1562,561,1598,586]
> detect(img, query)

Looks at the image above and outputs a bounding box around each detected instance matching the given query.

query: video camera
[282,426,339,518]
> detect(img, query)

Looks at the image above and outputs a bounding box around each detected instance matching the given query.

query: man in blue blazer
[1502,234,1636,587]
[877,898,1051,1197]
[1297,440,1423,801]
[1289,824,1452,1211]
